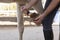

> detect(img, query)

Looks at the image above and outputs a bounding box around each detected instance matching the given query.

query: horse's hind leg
[16,3,24,40]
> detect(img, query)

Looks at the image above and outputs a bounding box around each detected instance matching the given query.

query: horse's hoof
[30,13,41,26]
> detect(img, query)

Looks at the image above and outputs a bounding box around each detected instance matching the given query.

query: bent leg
[42,12,56,40]
[32,0,43,14]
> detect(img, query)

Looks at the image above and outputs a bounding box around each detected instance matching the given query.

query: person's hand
[21,6,27,11]
[21,6,29,15]
[34,14,44,26]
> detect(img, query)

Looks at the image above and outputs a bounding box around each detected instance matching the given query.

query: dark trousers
[43,29,53,40]
[42,11,56,40]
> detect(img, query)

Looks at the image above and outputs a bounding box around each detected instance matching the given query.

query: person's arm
[25,0,38,9]
[21,0,38,11]
[34,0,59,25]
[42,0,59,17]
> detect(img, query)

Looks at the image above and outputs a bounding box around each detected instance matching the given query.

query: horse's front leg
[17,3,24,40]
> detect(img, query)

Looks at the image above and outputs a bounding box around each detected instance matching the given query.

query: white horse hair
[0,0,43,40]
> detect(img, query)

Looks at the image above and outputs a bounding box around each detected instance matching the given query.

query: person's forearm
[42,0,59,17]
[25,0,38,9]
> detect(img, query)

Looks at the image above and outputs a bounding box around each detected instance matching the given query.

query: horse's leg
[17,3,24,40]
[32,0,43,14]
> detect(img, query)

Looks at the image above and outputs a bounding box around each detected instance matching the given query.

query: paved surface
[0,26,59,40]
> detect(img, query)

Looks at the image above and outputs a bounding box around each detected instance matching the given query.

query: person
[34,0,60,40]
[21,0,60,40]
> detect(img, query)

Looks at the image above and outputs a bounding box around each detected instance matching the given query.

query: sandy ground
[0,25,59,40]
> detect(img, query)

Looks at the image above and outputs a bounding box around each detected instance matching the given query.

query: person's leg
[42,21,53,40]
[43,29,53,40]
[42,11,56,40]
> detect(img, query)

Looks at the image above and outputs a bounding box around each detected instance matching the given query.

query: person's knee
[42,23,52,30]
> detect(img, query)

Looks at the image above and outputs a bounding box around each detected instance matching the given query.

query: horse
[0,0,43,40]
